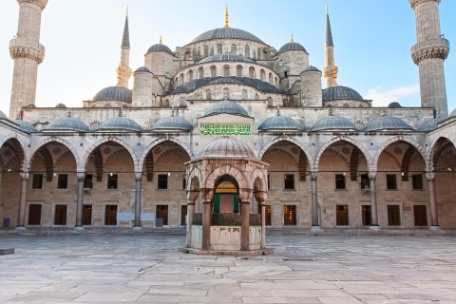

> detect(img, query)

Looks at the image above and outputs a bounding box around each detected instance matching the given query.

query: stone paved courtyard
[0,234,456,303]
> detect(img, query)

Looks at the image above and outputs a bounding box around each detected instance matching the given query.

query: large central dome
[190,27,265,44]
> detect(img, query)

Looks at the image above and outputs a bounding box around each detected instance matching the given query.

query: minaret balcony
[411,38,449,64]
[9,37,45,64]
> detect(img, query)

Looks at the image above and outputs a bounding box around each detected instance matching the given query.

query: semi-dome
[93,117,142,132]
[190,27,265,44]
[0,110,7,119]
[322,85,364,101]
[198,54,255,64]
[258,115,304,131]
[150,115,193,132]
[363,115,414,131]
[92,86,132,103]
[43,116,89,132]
[134,66,151,73]
[13,120,38,132]
[416,117,445,132]
[202,99,250,118]
[200,136,256,159]
[311,115,358,131]
[302,65,320,72]
[279,42,307,53]
[146,43,174,56]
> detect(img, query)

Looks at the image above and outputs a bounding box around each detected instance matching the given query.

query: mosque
[0,0,455,251]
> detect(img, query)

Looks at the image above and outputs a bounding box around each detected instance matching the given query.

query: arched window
[188,70,193,82]
[245,45,250,57]
[206,89,212,100]
[236,65,243,77]
[260,69,266,81]
[269,72,273,84]
[217,44,223,54]
[231,44,236,54]
[210,65,217,77]
[223,65,230,77]
[198,67,204,79]
[204,45,209,57]
[223,88,230,100]
[249,66,256,78]
[241,89,248,100]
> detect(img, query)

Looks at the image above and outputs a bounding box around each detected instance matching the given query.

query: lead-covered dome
[200,136,256,159]
[190,27,265,44]
[135,66,151,73]
[198,54,255,64]
[13,120,38,132]
[0,110,7,119]
[322,85,364,101]
[146,43,174,56]
[202,99,250,118]
[279,42,307,53]
[150,115,193,132]
[311,115,358,131]
[363,115,414,131]
[43,116,89,132]
[92,86,132,103]
[258,115,304,131]
[93,117,142,132]
[416,117,445,132]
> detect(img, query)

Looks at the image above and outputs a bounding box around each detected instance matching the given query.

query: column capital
[310,171,318,180]
[426,172,436,181]
[200,188,214,203]
[134,171,143,180]
[76,171,86,180]
[409,0,440,10]
[17,0,48,10]
[20,171,30,180]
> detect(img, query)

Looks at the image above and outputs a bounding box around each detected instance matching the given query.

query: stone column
[369,171,380,229]
[426,172,440,229]
[310,171,320,229]
[255,191,267,249]
[74,171,85,230]
[186,190,199,247]
[133,172,142,230]
[201,189,213,251]
[241,199,251,251]
[15,171,29,230]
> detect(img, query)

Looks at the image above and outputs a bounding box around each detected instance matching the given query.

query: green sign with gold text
[200,124,251,135]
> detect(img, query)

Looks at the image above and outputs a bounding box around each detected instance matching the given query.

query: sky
[0,0,455,116]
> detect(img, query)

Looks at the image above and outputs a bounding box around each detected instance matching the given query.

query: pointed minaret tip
[159,35,162,44]
[121,9,130,49]
[326,5,334,47]
[224,5,229,28]
[291,34,294,43]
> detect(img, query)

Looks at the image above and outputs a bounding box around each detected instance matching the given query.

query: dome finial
[118,107,123,117]
[277,106,281,116]
[290,34,294,43]
[224,5,229,28]
[68,109,72,117]
[159,35,162,44]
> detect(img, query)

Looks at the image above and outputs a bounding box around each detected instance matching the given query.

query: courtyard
[0,234,455,303]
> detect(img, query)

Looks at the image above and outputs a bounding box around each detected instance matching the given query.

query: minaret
[116,8,132,88]
[410,0,449,117]
[322,5,338,88]
[225,6,229,28]
[9,0,48,119]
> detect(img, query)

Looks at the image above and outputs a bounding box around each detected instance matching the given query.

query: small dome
[151,116,193,132]
[147,43,174,56]
[0,110,7,119]
[202,99,250,118]
[134,66,151,73]
[198,54,255,64]
[92,86,132,103]
[303,65,320,72]
[201,137,256,159]
[43,116,89,132]
[322,86,364,101]
[388,102,402,108]
[93,117,142,132]
[311,115,358,131]
[416,117,445,132]
[190,27,265,44]
[258,115,303,131]
[55,103,67,108]
[13,120,38,132]
[363,115,414,131]
[279,42,307,53]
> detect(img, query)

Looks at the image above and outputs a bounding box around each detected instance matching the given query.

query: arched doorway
[214,177,239,214]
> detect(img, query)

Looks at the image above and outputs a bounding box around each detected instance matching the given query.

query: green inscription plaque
[200,124,251,135]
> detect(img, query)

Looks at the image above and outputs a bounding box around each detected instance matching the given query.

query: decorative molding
[409,0,440,10]
[17,0,48,10]
[411,39,449,65]
[9,38,45,64]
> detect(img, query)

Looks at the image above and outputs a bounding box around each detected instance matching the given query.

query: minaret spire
[323,5,338,87]
[117,8,132,88]
[224,5,229,28]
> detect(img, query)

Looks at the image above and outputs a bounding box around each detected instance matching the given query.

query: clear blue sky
[0,0,455,116]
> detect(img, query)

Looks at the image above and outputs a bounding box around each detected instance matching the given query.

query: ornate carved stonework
[409,0,441,9]
[17,0,48,10]
[411,38,449,64]
[116,67,132,81]
[9,38,45,64]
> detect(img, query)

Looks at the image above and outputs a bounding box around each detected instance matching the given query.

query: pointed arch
[204,165,249,191]
[83,137,138,171]
[30,137,80,170]
[0,136,27,170]
[258,137,314,164]
[314,137,370,170]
